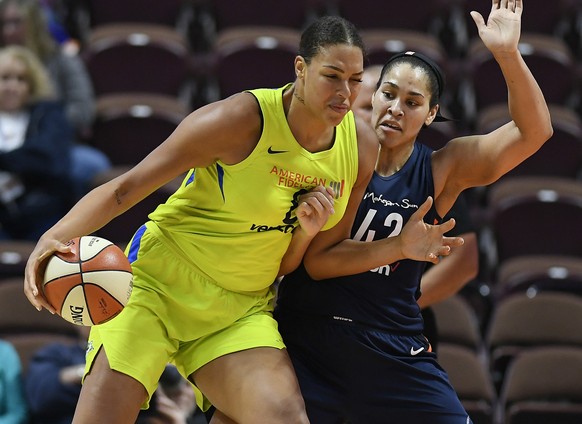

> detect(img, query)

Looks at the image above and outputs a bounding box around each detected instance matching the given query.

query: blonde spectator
[0,0,111,198]
[0,45,74,240]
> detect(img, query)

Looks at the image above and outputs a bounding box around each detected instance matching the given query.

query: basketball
[42,236,133,326]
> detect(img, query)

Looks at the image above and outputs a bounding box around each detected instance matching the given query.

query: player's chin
[330,103,349,115]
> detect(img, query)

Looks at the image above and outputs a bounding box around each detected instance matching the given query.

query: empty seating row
[62,0,582,59]
[438,343,582,424]
[75,22,582,130]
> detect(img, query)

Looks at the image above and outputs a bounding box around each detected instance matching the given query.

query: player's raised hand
[471,0,522,54]
[295,185,335,237]
[23,236,71,313]
[399,197,464,264]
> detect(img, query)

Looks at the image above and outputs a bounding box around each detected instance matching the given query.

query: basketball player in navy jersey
[352,64,479,351]
[275,0,552,422]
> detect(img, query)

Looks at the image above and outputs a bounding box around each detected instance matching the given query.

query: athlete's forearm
[303,198,461,280]
[417,232,478,309]
[41,180,137,244]
[278,227,317,277]
[304,236,406,280]
[496,50,553,148]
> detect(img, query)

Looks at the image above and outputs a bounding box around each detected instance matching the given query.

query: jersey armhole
[244,91,264,139]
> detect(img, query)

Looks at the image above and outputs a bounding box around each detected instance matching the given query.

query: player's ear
[295,56,306,79]
[425,104,438,127]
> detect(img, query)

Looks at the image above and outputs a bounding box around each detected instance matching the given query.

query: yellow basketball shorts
[85,223,285,411]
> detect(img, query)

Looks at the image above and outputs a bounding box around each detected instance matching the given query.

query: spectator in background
[137,365,208,424]
[0,45,73,240]
[38,0,79,55]
[24,326,89,424]
[0,338,29,423]
[353,65,479,351]
[0,0,111,199]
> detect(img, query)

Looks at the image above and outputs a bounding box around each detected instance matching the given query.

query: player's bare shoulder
[174,92,263,166]
[220,92,264,164]
[219,91,262,124]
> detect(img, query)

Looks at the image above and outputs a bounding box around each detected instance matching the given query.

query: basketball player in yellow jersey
[23,16,462,424]
[145,83,359,293]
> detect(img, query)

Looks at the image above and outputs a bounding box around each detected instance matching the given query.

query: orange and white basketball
[42,236,133,326]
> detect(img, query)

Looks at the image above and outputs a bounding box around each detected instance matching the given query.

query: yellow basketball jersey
[147,84,358,293]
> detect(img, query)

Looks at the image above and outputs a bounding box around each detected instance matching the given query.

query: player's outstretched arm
[24,93,263,312]
[303,197,464,281]
[434,0,552,199]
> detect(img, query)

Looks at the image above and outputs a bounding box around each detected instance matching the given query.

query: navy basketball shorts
[276,310,473,424]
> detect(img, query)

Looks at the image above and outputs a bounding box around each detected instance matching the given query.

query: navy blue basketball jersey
[277,143,440,333]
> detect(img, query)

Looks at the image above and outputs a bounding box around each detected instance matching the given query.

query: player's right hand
[295,185,335,237]
[399,197,465,264]
[470,0,522,55]
[23,236,72,313]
